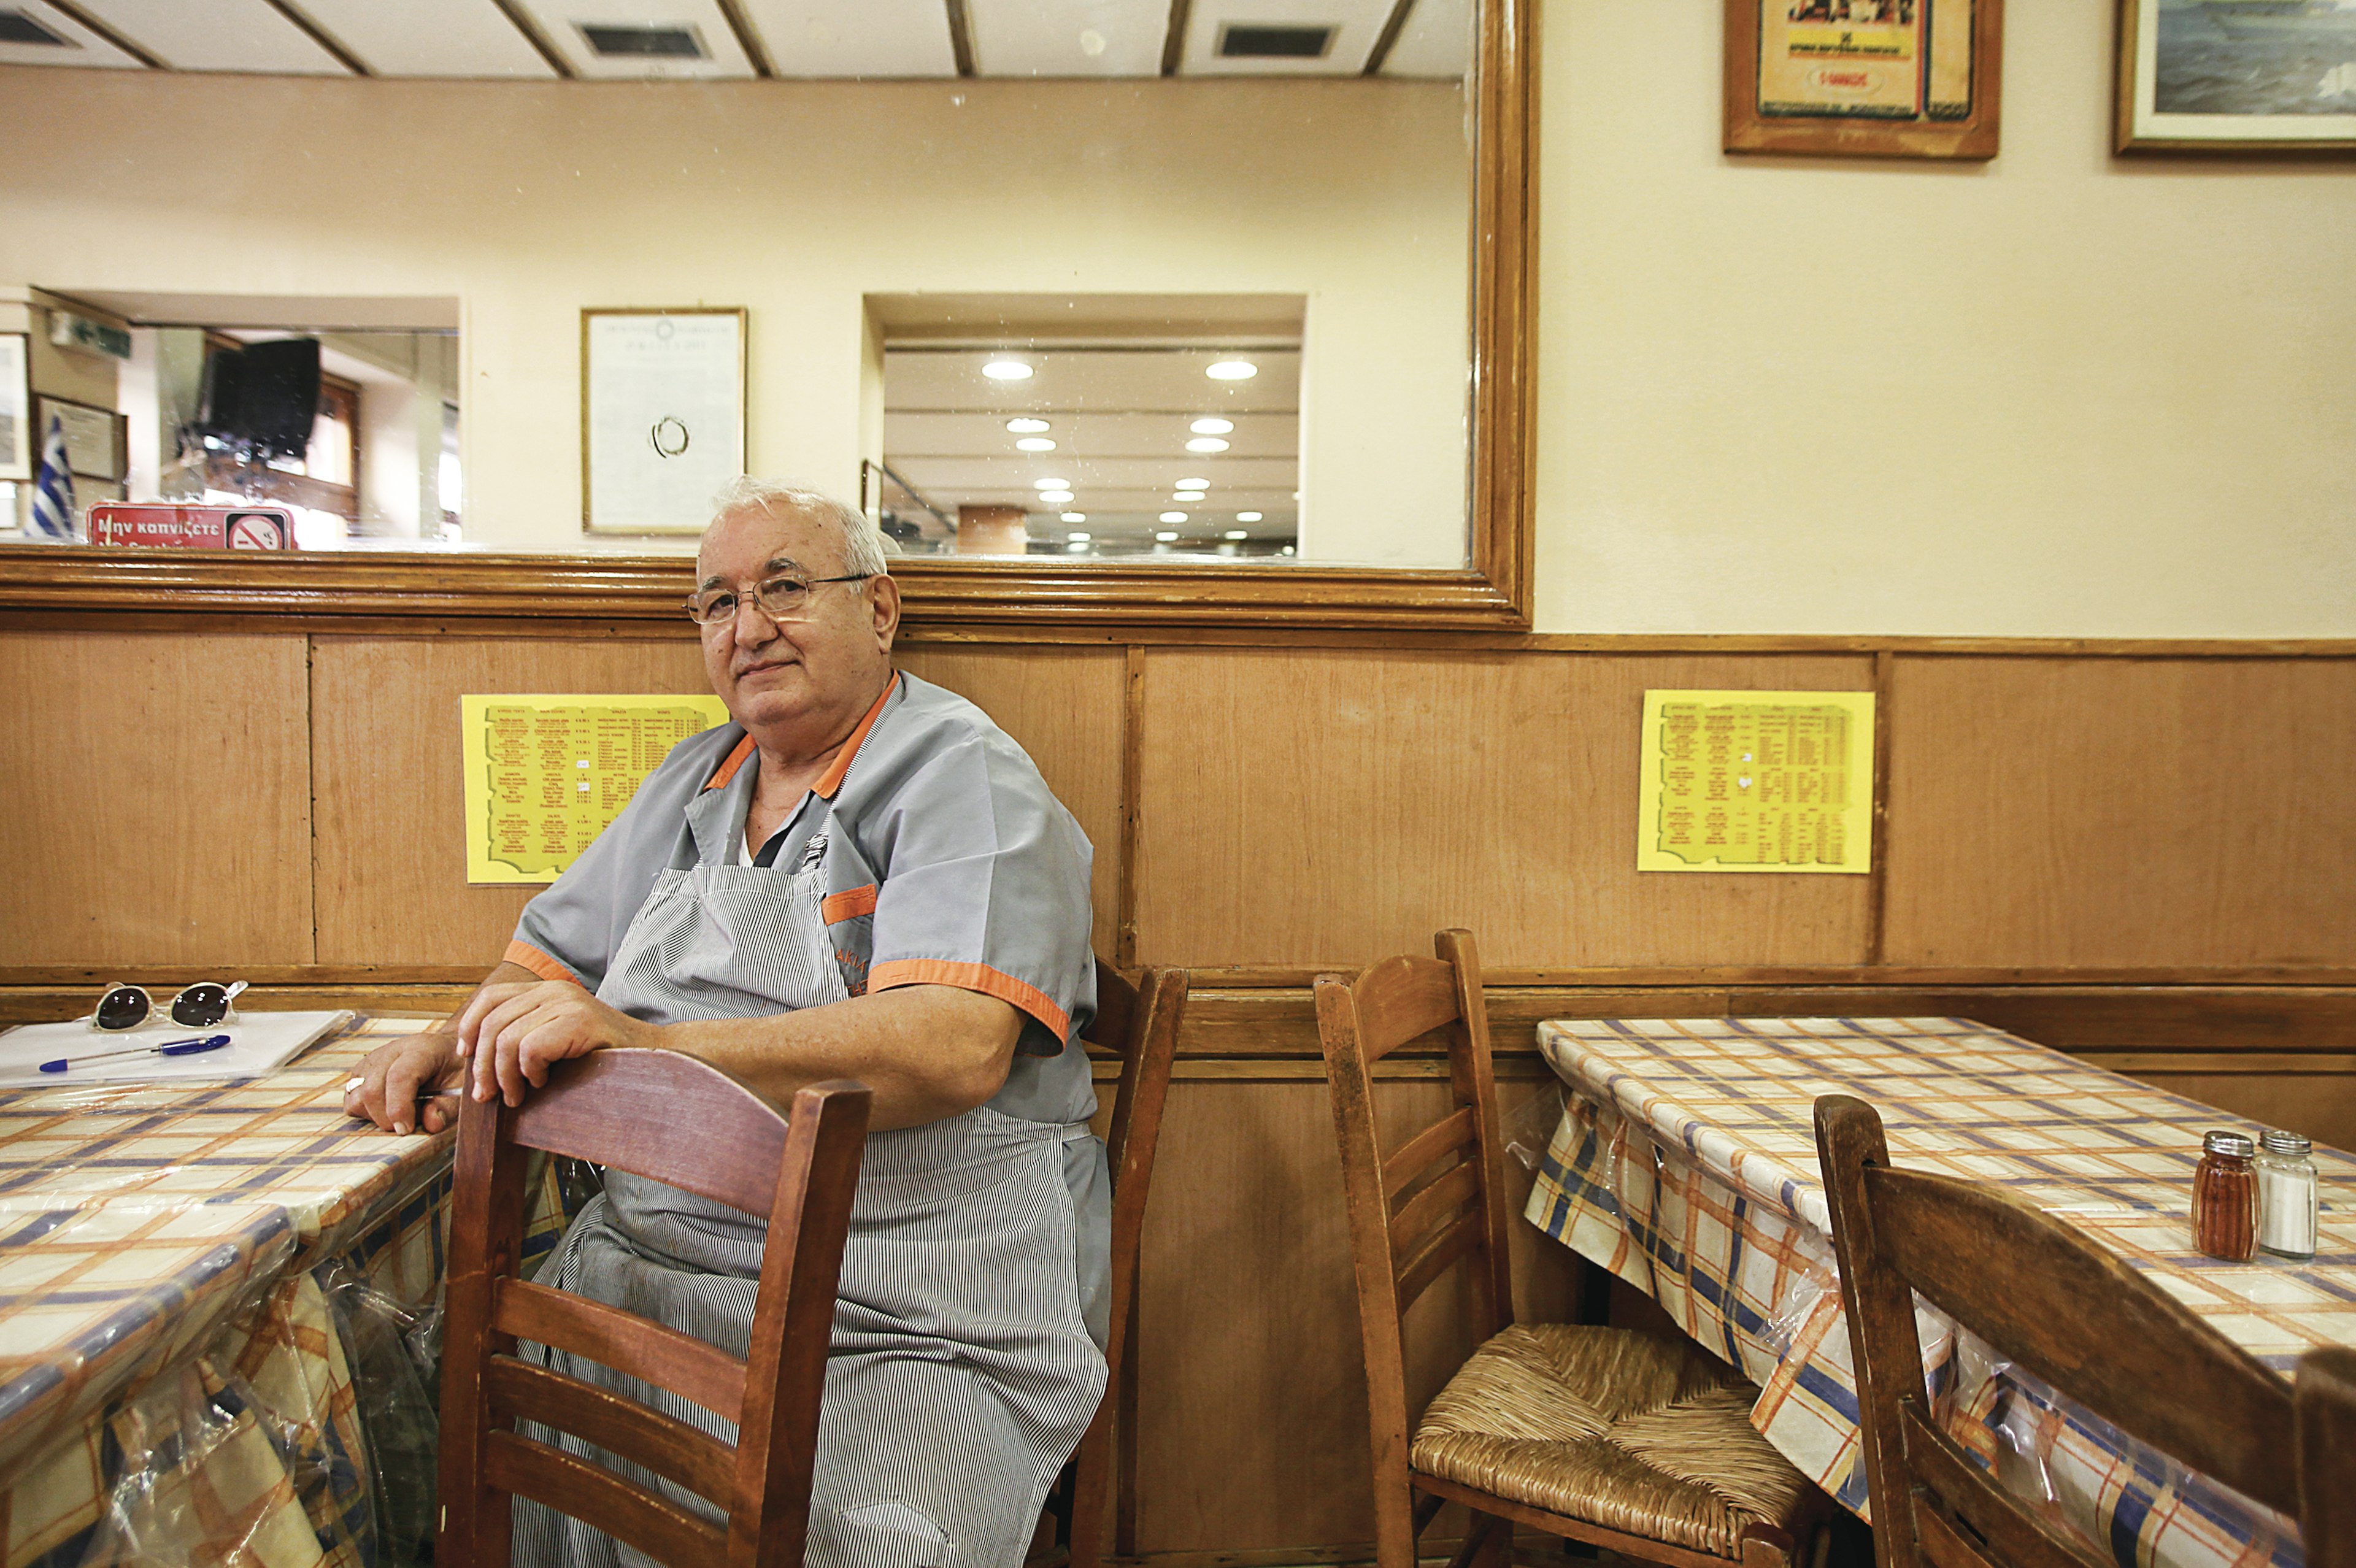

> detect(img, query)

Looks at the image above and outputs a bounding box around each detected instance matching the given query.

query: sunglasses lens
[172,985,229,1028]
[95,986,149,1031]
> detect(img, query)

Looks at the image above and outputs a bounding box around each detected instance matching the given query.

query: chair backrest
[1315,931,1513,1532]
[2298,1348,2356,1568]
[1070,957,1188,1564]
[439,1049,871,1568]
[1812,1094,2308,1568]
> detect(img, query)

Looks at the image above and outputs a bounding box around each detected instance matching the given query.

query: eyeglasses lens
[172,984,230,1028]
[95,986,150,1031]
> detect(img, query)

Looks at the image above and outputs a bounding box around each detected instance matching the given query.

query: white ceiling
[2,0,1467,80]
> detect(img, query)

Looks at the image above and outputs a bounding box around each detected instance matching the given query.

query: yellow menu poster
[1637,691,1876,874]
[462,694,731,884]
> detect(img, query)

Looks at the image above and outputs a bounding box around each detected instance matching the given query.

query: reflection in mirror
[876,294,1301,559]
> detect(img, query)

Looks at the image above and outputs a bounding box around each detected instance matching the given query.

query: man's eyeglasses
[685,573,872,628]
[89,980,248,1032]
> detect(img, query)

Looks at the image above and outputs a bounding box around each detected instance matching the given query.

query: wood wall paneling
[1883,658,2356,967]
[893,647,1128,958]
[1131,650,1879,970]
[310,637,710,966]
[0,631,314,964]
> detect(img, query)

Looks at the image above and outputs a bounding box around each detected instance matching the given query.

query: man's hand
[343,1030,464,1136]
[456,980,661,1107]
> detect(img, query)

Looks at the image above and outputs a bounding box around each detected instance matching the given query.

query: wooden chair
[1813,1094,2355,1568]
[1317,930,1821,1568]
[1030,959,1190,1568]
[437,1050,871,1568]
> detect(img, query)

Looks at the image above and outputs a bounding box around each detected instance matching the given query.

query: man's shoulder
[851,672,1052,797]
[642,721,746,800]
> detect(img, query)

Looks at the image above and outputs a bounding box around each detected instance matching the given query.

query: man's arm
[454,978,1022,1132]
[343,960,543,1134]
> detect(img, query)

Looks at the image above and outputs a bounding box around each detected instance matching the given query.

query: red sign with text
[88,504,298,551]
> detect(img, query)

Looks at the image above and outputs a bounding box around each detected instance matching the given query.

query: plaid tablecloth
[0,1014,566,1568]
[1523,1016,2354,1568]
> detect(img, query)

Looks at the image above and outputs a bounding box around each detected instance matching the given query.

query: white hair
[707,476,891,578]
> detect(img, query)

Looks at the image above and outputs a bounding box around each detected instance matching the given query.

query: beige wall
[0,68,1469,567]
[1532,0,2356,636]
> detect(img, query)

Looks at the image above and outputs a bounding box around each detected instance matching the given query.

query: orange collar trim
[814,674,900,799]
[699,673,899,798]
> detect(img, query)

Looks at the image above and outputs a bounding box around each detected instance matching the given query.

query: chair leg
[1067,1397,1117,1568]
[1446,1510,1512,1568]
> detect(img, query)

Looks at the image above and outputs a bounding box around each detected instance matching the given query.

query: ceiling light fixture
[1039,490,1076,504]
[1061,511,1087,523]
[1033,477,1071,489]
[1006,417,1051,433]
[1176,476,1211,488]
[1160,511,1188,523]
[1205,360,1258,381]
[983,359,1034,380]
[1155,530,1180,542]
[1223,529,1250,540]
[1185,437,1230,453]
[1173,490,1206,502]
[1237,511,1264,522]
[1014,437,1057,452]
[1189,418,1234,436]
[1066,531,1091,542]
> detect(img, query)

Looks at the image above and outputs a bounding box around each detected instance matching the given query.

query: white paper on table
[0,1010,354,1089]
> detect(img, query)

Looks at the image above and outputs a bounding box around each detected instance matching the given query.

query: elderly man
[345,477,1105,1568]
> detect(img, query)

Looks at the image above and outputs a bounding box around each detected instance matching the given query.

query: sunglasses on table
[89,980,248,1032]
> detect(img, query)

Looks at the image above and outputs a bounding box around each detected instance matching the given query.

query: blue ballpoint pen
[39,1034,233,1074]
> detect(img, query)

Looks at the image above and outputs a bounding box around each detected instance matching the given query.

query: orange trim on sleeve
[504,940,586,986]
[820,884,879,923]
[868,958,1071,1042]
[813,674,901,799]
[701,733,757,793]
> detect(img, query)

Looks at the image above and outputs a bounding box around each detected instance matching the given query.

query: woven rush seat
[1411,1323,1814,1560]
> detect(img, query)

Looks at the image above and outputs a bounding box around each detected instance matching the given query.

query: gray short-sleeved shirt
[507,670,1099,1127]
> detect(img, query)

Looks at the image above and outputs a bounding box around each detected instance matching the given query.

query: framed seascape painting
[1725,0,2004,159]
[2118,0,2356,151]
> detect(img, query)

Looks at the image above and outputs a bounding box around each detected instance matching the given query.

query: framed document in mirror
[0,335,28,482]
[1725,0,2003,159]
[2115,0,2356,153]
[582,307,746,535]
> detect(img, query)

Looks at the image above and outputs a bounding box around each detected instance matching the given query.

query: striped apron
[510,844,1107,1568]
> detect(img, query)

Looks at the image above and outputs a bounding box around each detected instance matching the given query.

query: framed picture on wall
[0,335,29,482]
[34,395,127,482]
[1725,0,2004,159]
[2115,0,2356,153]
[581,307,747,535]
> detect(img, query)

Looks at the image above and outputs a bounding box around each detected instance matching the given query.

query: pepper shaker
[2255,1129,2317,1261]
[2193,1130,2258,1261]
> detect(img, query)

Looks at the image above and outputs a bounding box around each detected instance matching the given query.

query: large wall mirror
[0,0,1533,628]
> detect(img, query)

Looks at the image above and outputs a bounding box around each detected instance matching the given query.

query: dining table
[0,1013,566,1568]
[1521,1015,2353,1568]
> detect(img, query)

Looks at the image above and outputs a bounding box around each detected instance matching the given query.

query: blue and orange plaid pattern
[0,1015,568,1568]
[1525,1016,2349,1568]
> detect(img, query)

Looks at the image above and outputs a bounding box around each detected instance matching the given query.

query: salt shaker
[2192,1131,2257,1261]
[2255,1129,2317,1261]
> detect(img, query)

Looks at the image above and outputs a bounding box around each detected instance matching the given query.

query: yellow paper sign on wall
[462,694,732,884]
[1637,690,1876,874]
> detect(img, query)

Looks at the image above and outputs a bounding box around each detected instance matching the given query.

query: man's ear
[869,573,903,653]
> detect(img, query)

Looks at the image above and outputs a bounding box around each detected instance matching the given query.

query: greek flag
[30,411,76,540]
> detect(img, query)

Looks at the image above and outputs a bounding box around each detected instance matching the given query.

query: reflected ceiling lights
[1155,530,1180,542]
[1039,490,1076,504]
[1061,511,1087,522]
[1006,417,1051,432]
[1205,360,1258,381]
[1173,490,1206,502]
[1176,476,1211,488]
[1185,437,1230,453]
[1223,529,1250,540]
[1033,477,1071,488]
[1160,510,1188,523]
[1066,531,1091,542]
[1190,418,1234,435]
[1015,437,1057,452]
[984,359,1034,380]
[1238,511,1264,522]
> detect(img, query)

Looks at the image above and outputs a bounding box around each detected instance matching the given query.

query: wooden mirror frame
[0,0,1534,633]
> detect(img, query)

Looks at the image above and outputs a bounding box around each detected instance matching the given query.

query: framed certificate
[581,307,747,535]
[35,395,127,481]
[1725,0,2003,160]
[0,335,29,482]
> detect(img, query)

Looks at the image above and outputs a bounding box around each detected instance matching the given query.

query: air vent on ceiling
[0,9,74,46]
[1216,23,1336,60]
[577,22,707,59]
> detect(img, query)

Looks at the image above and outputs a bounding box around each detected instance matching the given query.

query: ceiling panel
[885,348,1303,415]
[740,0,953,76]
[512,0,754,78]
[298,0,555,78]
[966,0,1165,78]
[1179,0,1393,76]
[1378,0,1469,79]
[67,0,351,72]
[884,411,1298,461]
[1,3,145,68]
